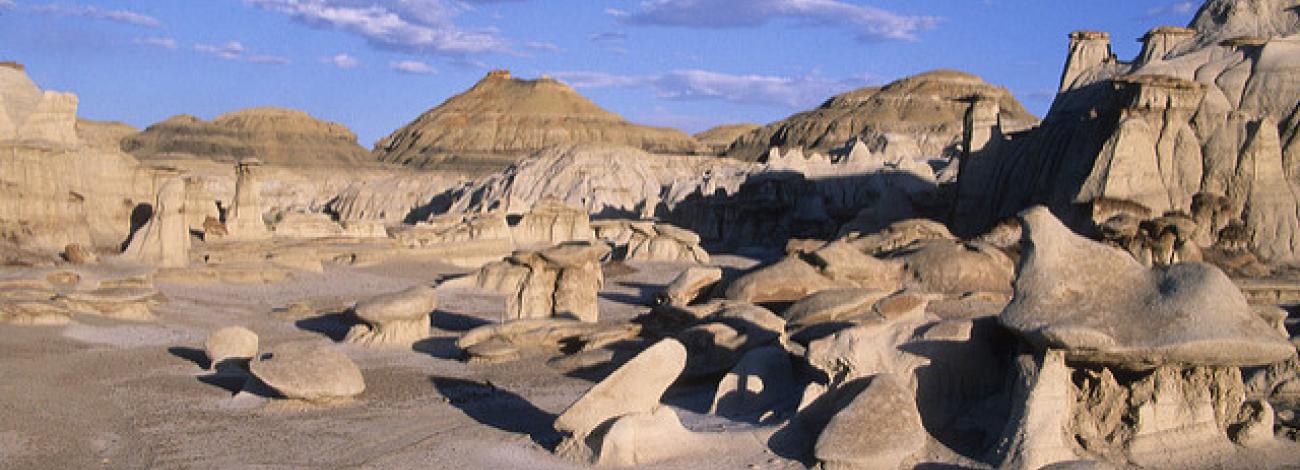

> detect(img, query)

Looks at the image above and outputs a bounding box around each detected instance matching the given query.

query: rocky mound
[694,123,760,155]
[122,107,373,166]
[954,0,1300,264]
[724,70,1039,161]
[373,70,702,174]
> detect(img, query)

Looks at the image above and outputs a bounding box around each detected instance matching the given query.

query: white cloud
[523,41,563,53]
[245,0,509,56]
[551,69,873,108]
[390,59,437,75]
[0,1,15,10]
[324,53,360,68]
[589,31,626,42]
[194,41,290,65]
[134,36,178,50]
[1146,1,1196,17]
[27,2,162,28]
[621,0,940,42]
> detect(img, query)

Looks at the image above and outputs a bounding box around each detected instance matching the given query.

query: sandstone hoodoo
[122,107,374,166]
[373,70,703,174]
[724,70,1039,161]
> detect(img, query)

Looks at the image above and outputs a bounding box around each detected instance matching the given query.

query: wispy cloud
[194,41,290,65]
[390,59,437,75]
[27,2,162,28]
[0,1,15,10]
[324,53,360,69]
[619,0,940,42]
[133,36,178,50]
[551,69,874,108]
[522,41,563,53]
[245,0,510,56]
[1146,1,1196,18]
[588,31,626,42]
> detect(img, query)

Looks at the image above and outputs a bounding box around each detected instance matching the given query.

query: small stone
[204,326,259,370]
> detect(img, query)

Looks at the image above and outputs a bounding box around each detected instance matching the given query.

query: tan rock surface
[249,341,365,402]
[374,71,701,173]
[123,107,373,166]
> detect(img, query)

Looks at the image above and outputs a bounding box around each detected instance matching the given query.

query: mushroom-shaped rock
[345,286,437,347]
[814,374,925,470]
[249,341,365,402]
[658,267,723,306]
[1001,206,1294,368]
[205,326,258,370]
[555,338,686,458]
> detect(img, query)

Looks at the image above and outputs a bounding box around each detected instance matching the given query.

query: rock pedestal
[226,159,269,240]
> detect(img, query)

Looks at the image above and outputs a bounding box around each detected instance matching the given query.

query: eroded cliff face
[955,0,1300,264]
[723,70,1039,162]
[0,64,158,254]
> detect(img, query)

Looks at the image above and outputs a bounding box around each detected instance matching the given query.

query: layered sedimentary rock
[694,123,760,155]
[724,70,1038,161]
[0,63,158,253]
[955,0,1300,264]
[440,142,944,249]
[373,70,701,174]
[474,241,610,322]
[122,107,373,166]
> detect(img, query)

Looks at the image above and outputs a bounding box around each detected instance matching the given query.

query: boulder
[512,199,593,248]
[555,339,686,459]
[710,346,798,422]
[814,374,925,470]
[1000,207,1294,368]
[249,341,365,402]
[591,406,697,467]
[898,239,1014,295]
[725,256,854,303]
[783,288,890,328]
[205,326,259,370]
[62,243,97,264]
[344,286,437,347]
[658,267,722,307]
[476,241,610,322]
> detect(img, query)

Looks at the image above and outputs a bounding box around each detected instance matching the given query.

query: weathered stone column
[122,171,190,267]
[226,158,269,240]
[1060,31,1114,93]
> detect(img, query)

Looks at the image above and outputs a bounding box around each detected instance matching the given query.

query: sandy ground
[0,255,805,470]
[4,253,1300,469]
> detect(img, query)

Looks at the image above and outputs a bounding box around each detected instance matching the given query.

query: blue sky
[0,0,1199,147]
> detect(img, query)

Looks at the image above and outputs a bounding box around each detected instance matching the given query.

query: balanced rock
[345,286,437,347]
[1001,206,1293,368]
[249,341,365,402]
[205,326,259,370]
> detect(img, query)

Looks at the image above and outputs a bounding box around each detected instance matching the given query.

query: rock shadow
[431,310,492,332]
[430,376,561,450]
[168,346,210,369]
[413,336,462,360]
[295,310,357,342]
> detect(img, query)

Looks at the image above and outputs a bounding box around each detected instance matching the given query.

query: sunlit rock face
[955,0,1300,263]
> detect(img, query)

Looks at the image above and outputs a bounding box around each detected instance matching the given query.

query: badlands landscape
[5,0,1300,469]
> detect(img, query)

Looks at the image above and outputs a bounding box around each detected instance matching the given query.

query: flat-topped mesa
[1137,26,1197,63]
[1060,31,1117,92]
[0,61,24,71]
